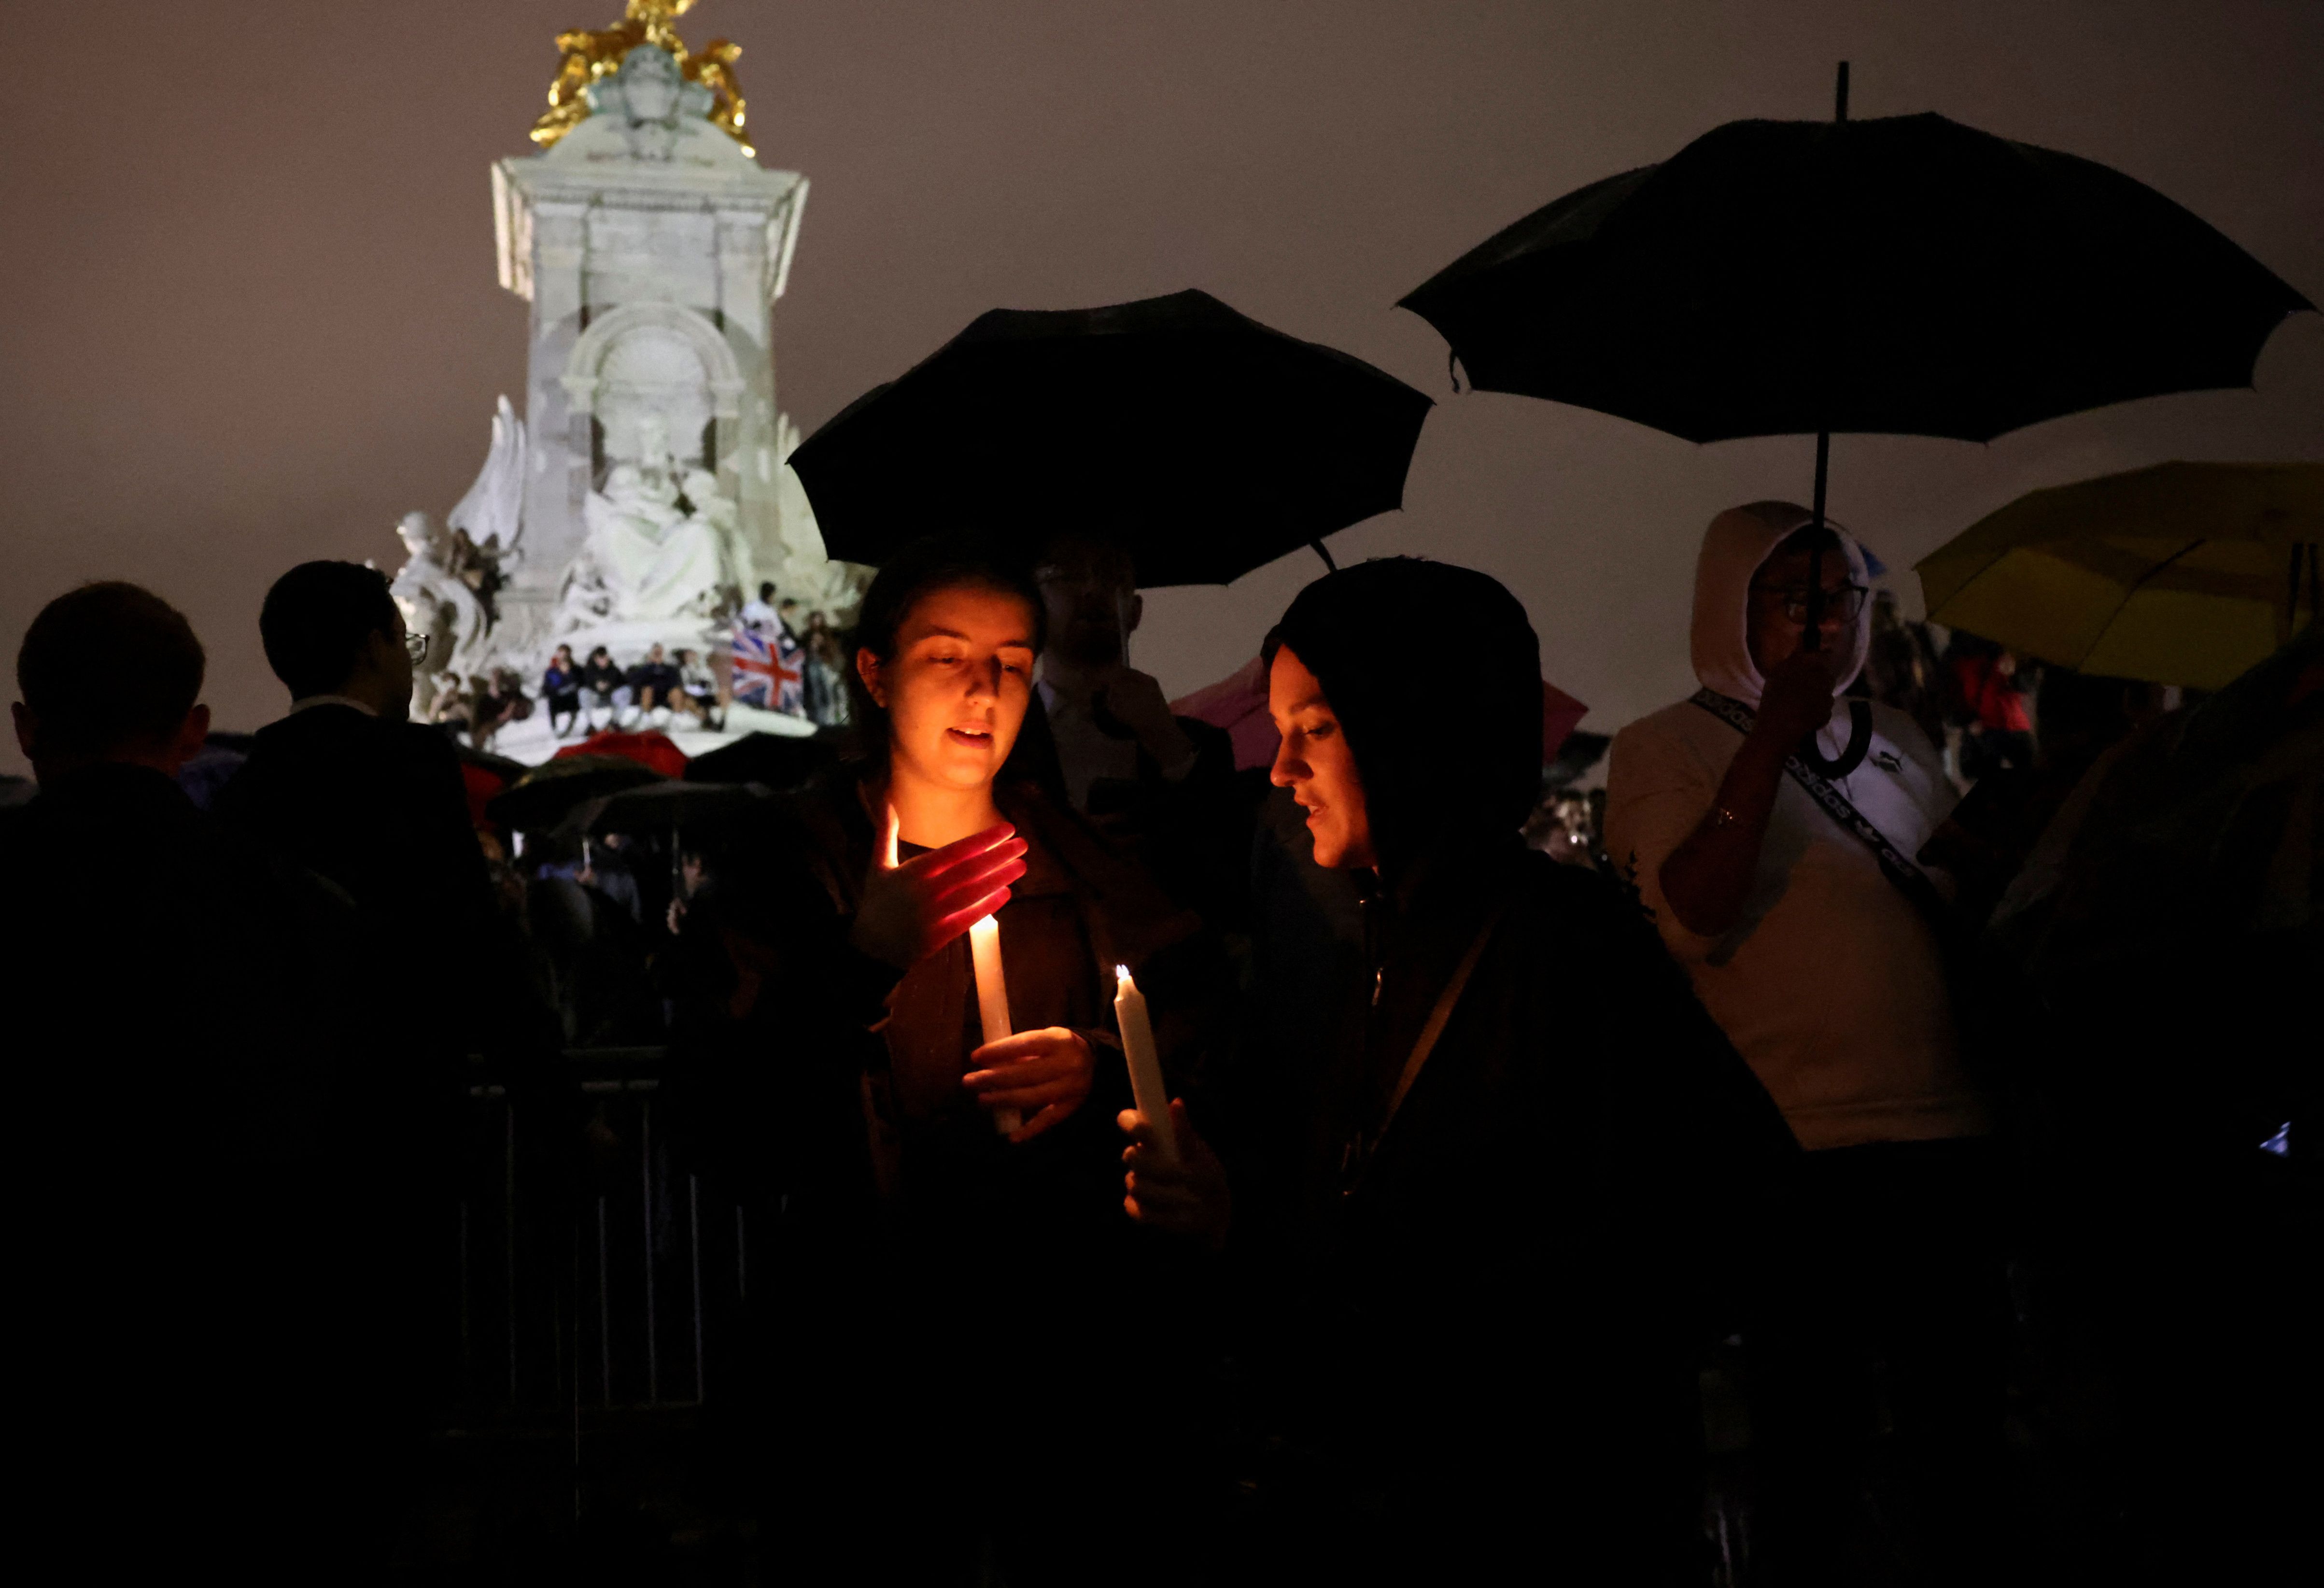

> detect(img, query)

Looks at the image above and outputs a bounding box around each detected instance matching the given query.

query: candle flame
[1115,963,1131,981]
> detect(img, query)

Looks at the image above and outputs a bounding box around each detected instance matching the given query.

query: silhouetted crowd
[3,512,2313,1585]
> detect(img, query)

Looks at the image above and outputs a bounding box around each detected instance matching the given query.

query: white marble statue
[390,511,490,681]
[448,395,527,555]
[554,413,736,632]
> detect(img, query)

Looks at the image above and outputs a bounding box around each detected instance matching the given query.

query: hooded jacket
[1605,504,1986,1151]
[1239,562,1797,1574]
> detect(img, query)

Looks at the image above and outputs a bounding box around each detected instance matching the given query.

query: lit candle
[1113,964,1177,1163]
[968,914,1020,1136]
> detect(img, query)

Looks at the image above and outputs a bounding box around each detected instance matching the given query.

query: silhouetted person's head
[758,581,776,604]
[258,561,413,721]
[1034,529,1139,670]
[1266,558,1540,877]
[12,582,211,785]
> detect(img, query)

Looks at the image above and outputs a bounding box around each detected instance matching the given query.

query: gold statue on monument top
[531,0,753,156]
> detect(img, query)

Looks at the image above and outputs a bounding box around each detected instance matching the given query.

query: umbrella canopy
[1399,63,2311,775]
[790,289,1434,585]
[1399,107,2311,444]
[553,729,690,779]
[486,754,661,833]
[683,728,844,790]
[1916,461,2323,690]
[586,779,767,839]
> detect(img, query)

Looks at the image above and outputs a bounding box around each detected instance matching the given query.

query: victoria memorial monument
[391,0,865,707]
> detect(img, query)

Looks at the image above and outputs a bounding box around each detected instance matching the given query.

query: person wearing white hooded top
[1606,502,2011,1583]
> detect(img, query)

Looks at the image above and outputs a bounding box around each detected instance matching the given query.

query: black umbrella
[1401,63,2312,770]
[790,289,1434,585]
[586,780,767,839]
[683,728,845,791]
[587,779,770,897]
[485,754,662,833]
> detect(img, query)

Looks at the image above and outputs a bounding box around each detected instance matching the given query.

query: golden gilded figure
[531,0,752,156]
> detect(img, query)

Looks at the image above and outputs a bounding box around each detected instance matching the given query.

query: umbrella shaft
[1804,430,1831,651]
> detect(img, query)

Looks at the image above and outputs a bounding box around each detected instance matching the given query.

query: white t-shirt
[1606,697,1986,1150]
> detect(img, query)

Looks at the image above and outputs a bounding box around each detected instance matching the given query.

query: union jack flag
[731,624,805,715]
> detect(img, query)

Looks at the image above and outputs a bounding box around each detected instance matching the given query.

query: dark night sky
[3,0,2319,774]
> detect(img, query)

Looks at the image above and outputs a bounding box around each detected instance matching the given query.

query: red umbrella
[553,729,689,780]
[1174,658,1587,773]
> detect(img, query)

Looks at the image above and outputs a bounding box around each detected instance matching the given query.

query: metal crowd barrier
[453,1047,750,1425]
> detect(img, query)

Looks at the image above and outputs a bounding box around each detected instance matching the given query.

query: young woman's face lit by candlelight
[1268,645,1377,870]
[858,582,1038,795]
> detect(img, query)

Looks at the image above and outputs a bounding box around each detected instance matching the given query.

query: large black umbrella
[485,754,662,833]
[683,728,844,791]
[1401,66,2311,770]
[585,780,767,838]
[586,779,770,896]
[790,289,1434,585]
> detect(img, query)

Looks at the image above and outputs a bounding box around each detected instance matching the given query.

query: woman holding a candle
[671,532,1217,1585]
[1119,558,1796,1584]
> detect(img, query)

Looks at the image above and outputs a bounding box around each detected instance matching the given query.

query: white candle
[968,914,1020,1136]
[1113,964,1177,1163]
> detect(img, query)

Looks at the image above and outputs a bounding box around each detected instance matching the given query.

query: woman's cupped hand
[849,808,1028,969]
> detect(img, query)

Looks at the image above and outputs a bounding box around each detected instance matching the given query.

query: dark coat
[668,766,1217,1233]
[663,766,1226,1583]
[1218,834,1795,1580]
[1248,563,1797,1581]
[0,764,371,1567]
[215,703,547,1063]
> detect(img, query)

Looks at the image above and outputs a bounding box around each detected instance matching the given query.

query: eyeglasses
[1750,583,1869,624]
[402,632,431,663]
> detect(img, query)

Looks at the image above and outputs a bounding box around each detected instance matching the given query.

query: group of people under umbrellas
[680,63,2306,1585]
[5,65,2312,1586]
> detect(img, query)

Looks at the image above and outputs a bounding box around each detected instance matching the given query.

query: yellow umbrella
[1916,461,2323,689]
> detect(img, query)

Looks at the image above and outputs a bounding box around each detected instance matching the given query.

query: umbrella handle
[1797,700,1873,778]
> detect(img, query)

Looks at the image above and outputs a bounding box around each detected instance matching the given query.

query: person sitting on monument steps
[1120,558,1795,1585]
[578,642,628,729]
[674,646,721,726]
[628,642,684,724]
[662,532,1224,1585]
[3,581,374,1570]
[1604,504,2011,1584]
[543,642,582,737]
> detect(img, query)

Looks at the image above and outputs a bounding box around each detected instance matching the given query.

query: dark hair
[17,582,206,756]
[845,532,1046,755]
[258,561,400,698]
[758,582,775,601]
[1265,558,1540,871]
[588,645,610,662]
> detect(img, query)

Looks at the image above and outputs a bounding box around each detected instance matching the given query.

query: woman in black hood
[1124,559,1796,1583]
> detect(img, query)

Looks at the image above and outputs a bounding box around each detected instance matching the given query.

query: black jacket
[0,764,371,1566]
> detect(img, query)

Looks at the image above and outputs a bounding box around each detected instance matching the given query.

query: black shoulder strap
[1340,901,1506,1196]
[1688,688,1955,928]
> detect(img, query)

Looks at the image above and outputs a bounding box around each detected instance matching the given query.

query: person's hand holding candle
[1120,1100,1231,1252]
[849,806,1028,969]
[963,1027,1095,1142]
